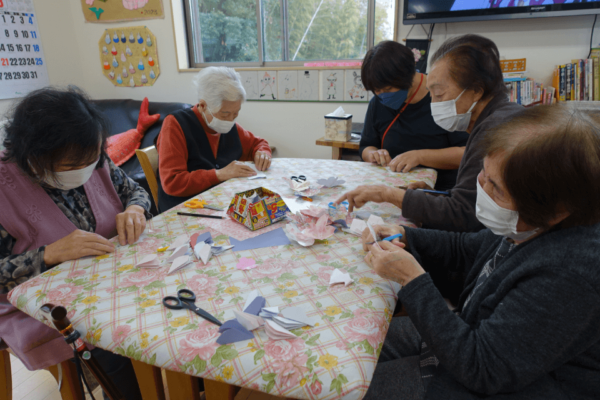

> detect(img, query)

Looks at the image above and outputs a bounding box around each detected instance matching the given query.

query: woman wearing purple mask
[359,40,469,191]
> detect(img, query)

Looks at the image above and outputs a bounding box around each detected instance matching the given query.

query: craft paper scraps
[233,310,264,331]
[302,214,336,241]
[272,316,306,330]
[282,177,311,192]
[281,307,316,327]
[294,186,322,198]
[284,223,315,247]
[167,245,189,262]
[216,320,254,345]
[259,306,279,318]
[243,290,260,310]
[168,255,192,275]
[300,206,329,219]
[329,268,353,287]
[264,320,297,340]
[244,296,266,316]
[230,227,291,252]
[236,257,257,271]
[317,177,346,187]
[168,234,188,251]
[136,254,160,268]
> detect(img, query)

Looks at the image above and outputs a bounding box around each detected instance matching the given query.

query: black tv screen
[404,0,600,24]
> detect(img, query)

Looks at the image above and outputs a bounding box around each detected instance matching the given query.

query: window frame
[181,0,398,69]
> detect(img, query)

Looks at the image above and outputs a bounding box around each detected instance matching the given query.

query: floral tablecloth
[9,159,436,400]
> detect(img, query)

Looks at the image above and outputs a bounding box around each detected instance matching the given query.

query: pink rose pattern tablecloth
[9,159,436,400]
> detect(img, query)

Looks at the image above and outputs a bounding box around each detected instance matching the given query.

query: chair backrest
[135,146,159,208]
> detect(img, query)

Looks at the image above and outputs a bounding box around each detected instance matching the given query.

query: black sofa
[92,99,192,215]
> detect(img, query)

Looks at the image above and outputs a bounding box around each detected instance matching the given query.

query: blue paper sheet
[216,321,254,345]
[196,232,213,245]
[244,296,266,316]
[230,227,291,252]
[218,319,247,333]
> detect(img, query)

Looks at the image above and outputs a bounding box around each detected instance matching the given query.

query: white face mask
[43,159,99,190]
[475,180,538,241]
[431,89,477,132]
[204,107,235,134]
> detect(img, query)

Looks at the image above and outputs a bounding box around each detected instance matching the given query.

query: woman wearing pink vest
[0,87,150,399]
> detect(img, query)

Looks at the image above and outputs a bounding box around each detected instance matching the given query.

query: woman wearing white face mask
[0,87,150,400]
[337,34,523,233]
[156,66,272,212]
[359,106,600,400]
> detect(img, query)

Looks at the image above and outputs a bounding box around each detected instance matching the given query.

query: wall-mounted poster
[0,0,50,100]
[81,0,164,23]
[238,70,259,100]
[321,70,343,101]
[297,70,318,101]
[277,70,298,100]
[98,26,159,88]
[344,70,368,101]
[258,70,277,100]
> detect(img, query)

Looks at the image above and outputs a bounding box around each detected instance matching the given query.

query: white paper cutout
[278,71,298,100]
[329,268,353,287]
[281,307,315,327]
[297,70,319,101]
[349,218,368,236]
[195,242,212,265]
[272,316,306,330]
[168,235,188,251]
[344,70,368,101]
[167,245,188,262]
[367,215,385,227]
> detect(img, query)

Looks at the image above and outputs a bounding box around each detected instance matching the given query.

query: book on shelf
[504,75,550,106]
[555,55,598,103]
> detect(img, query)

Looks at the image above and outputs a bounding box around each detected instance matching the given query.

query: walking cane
[40,303,124,400]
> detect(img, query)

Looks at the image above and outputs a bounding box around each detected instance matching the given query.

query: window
[184,0,397,67]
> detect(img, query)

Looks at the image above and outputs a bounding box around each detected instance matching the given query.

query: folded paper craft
[282,177,311,192]
[168,234,188,251]
[329,268,353,287]
[244,296,266,316]
[233,310,264,331]
[168,255,192,275]
[317,177,346,187]
[264,320,297,340]
[281,307,315,327]
[243,290,260,311]
[227,187,290,231]
[216,320,255,345]
[136,254,160,268]
[167,245,189,262]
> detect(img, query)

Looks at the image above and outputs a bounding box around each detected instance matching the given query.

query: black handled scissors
[291,175,306,182]
[162,289,222,326]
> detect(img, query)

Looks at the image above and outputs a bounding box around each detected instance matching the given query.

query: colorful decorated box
[227,187,290,231]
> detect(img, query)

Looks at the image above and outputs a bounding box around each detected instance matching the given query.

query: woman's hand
[361,224,407,251]
[254,151,271,171]
[216,161,257,181]
[389,150,423,173]
[364,241,424,286]
[364,148,392,167]
[44,230,115,266]
[336,185,403,212]
[116,205,147,246]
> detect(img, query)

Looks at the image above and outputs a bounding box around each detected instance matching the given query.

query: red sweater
[156,105,271,197]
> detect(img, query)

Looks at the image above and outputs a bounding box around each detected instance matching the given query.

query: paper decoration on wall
[80,0,163,23]
[0,0,50,100]
[277,71,298,100]
[297,70,319,101]
[344,70,368,101]
[258,71,277,100]
[238,71,259,100]
[98,26,159,87]
[322,70,343,101]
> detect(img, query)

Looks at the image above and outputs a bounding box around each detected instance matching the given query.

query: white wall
[5,1,599,158]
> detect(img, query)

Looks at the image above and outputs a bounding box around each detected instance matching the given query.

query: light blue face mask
[377,90,409,110]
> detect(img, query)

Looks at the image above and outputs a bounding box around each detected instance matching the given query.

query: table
[8,159,436,400]
[315,138,360,160]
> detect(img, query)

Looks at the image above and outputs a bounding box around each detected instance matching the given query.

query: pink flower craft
[178,322,220,362]
[236,257,257,271]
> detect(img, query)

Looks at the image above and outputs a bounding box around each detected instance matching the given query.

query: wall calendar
[0,0,49,100]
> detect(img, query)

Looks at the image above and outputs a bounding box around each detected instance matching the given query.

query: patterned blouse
[0,159,151,294]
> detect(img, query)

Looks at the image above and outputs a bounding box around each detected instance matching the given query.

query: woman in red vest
[0,87,149,399]
[156,66,272,212]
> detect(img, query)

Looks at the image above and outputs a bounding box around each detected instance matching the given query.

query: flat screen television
[404,0,600,25]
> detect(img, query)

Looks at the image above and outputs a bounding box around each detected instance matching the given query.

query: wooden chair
[135,146,159,208]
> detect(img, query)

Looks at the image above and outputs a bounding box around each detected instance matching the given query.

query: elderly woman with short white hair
[156,66,271,212]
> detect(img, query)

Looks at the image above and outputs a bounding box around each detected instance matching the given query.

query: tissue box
[324,113,352,142]
[227,187,290,231]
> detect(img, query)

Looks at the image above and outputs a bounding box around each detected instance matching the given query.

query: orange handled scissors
[183,199,223,211]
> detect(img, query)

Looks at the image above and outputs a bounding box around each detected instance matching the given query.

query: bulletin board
[0,0,49,100]
[81,0,164,23]
[98,26,159,88]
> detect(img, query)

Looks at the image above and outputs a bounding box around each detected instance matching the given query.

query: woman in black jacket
[361,105,600,400]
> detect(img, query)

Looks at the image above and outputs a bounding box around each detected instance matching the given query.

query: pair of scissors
[291,175,306,182]
[162,289,222,326]
[183,199,223,211]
